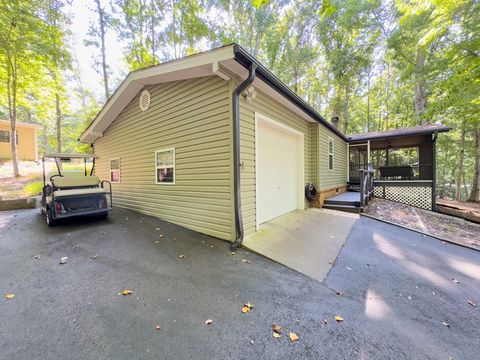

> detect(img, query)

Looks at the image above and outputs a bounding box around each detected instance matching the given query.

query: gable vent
[139,90,151,112]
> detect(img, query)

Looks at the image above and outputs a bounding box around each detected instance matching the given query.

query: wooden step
[324,199,360,207]
[322,203,361,213]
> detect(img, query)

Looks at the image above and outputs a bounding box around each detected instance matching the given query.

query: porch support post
[367,140,371,164]
[432,133,437,211]
[347,142,350,182]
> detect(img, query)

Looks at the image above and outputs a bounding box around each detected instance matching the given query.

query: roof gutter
[232,44,348,141]
[348,127,452,143]
[231,62,257,249]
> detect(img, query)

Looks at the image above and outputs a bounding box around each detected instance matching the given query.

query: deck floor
[326,191,360,202]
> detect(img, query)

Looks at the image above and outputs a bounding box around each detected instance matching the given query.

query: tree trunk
[343,83,350,134]
[367,67,371,132]
[385,62,390,130]
[469,128,480,202]
[95,0,110,101]
[455,120,466,201]
[7,60,20,177]
[414,48,428,125]
[56,93,61,153]
[150,0,155,65]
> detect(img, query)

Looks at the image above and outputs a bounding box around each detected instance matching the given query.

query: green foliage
[0,0,478,199]
[23,181,43,197]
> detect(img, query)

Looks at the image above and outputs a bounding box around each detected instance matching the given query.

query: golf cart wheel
[46,209,55,227]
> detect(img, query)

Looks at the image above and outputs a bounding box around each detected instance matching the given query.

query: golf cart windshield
[42,153,98,184]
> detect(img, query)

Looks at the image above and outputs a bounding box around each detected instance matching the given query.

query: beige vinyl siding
[239,90,315,237]
[94,76,234,241]
[318,125,348,190]
[310,123,319,187]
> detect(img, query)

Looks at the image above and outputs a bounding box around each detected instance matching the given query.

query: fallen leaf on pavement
[59,257,68,265]
[272,323,282,334]
[205,319,213,325]
[467,300,477,307]
[272,332,282,338]
[120,289,133,296]
[242,303,253,313]
[6,293,14,299]
[289,332,299,342]
[335,315,344,322]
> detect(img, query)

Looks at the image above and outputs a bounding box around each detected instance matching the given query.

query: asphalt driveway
[1,208,479,359]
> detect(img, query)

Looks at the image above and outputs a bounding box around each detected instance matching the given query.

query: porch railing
[359,168,374,209]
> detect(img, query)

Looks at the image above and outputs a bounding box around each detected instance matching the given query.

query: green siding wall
[318,125,348,190]
[239,90,316,237]
[94,76,234,241]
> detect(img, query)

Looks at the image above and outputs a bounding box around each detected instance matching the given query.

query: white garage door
[257,118,302,224]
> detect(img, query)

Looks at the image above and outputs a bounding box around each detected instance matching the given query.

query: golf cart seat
[53,187,107,198]
[51,175,101,189]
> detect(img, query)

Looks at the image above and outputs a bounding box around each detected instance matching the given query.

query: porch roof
[348,124,451,143]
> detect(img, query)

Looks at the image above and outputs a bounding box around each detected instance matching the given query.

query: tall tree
[85,0,113,102]
[316,0,381,132]
[113,0,164,69]
[0,0,67,176]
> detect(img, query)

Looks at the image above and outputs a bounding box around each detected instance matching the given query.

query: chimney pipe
[331,116,339,128]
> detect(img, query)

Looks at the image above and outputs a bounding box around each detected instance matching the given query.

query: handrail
[359,166,374,209]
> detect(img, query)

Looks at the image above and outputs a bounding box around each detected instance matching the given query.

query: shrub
[23,181,43,197]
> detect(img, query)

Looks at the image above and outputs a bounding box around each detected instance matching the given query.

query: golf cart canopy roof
[43,153,98,159]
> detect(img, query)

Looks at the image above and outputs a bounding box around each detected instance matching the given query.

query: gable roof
[80,44,347,143]
[348,124,451,142]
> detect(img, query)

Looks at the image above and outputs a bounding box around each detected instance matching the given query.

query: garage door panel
[257,120,301,224]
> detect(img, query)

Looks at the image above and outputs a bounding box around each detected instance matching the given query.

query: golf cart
[40,153,112,226]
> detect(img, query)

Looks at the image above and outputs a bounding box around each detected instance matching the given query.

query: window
[156,148,175,184]
[0,130,10,143]
[110,158,121,183]
[328,137,334,171]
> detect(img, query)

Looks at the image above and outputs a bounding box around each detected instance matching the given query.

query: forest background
[0,0,478,201]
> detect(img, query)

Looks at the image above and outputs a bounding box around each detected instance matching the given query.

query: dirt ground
[0,160,54,199]
[365,198,480,250]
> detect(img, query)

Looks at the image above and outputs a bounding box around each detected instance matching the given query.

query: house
[80,44,449,244]
[0,120,41,161]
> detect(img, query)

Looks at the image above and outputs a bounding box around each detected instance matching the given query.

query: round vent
[139,90,151,111]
